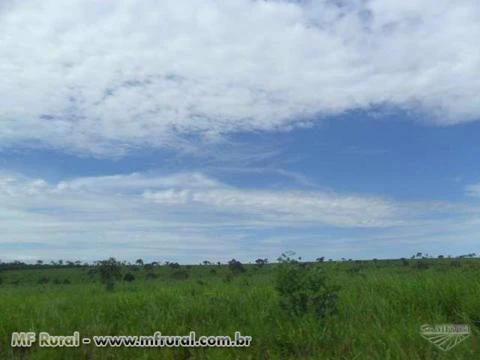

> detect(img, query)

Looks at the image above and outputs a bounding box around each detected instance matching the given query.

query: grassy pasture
[0,258,479,359]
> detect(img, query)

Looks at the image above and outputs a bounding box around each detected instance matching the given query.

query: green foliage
[98,257,122,291]
[171,270,189,280]
[414,260,430,270]
[37,276,50,284]
[228,259,246,275]
[0,258,479,359]
[275,253,339,318]
[145,272,158,280]
[123,272,135,282]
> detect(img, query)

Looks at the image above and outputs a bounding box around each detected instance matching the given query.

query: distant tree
[202,260,211,266]
[438,255,444,259]
[228,259,246,275]
[168,262,181,269]
[99,258,122,291]
[255,258,268,268]
[135,259,144,266]
[316,257,325,263]
[36,260,43,266]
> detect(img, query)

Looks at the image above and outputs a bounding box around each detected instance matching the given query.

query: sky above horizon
[1,0,480,263]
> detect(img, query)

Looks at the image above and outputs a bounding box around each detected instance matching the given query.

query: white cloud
[1,170,478,261]
[465,182,480,197]
[1,0,479,156]
[143,188,399,227]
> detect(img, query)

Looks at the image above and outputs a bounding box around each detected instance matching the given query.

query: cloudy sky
[1,0,480,263]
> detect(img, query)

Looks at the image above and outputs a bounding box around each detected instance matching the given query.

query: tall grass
[0,259,478,359]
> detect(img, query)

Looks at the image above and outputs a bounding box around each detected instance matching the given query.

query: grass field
[0,258,479,359]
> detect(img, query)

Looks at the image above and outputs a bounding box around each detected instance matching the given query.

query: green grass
[0,259,479,359]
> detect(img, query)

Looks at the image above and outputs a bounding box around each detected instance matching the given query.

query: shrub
[145,272,158,280]
[171,270,189,280]
[37,276,50,285]
[450,260,462,268]
[98,257,122,291]
[414,260,430,270]
[63,279,71,285]
[123,273,135,282]
[346,267,363,276]
[275,253,339,318]
[228,259,246,275]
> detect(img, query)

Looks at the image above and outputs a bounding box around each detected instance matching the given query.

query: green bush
[228,259,246,275]
[145,272,158,280]
[275,253,339,318]
[37,276,50,285]
[171,270,189,280]
[123,273,135,282]
[98,258,122,291]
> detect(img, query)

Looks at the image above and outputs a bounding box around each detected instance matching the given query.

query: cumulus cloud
[1,0,479,156]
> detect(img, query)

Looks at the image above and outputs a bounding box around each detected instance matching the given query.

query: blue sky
[1,0,480,263]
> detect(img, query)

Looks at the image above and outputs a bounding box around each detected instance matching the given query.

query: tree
[135,259,144,266]
[228,259,246,275]
[99,258,122,291]
[255,258,268,268]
